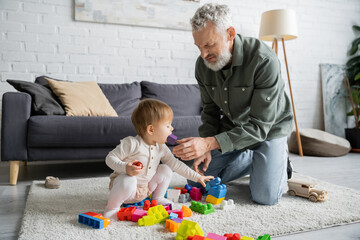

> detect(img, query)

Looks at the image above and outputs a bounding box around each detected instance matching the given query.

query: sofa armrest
[1,92,31,161]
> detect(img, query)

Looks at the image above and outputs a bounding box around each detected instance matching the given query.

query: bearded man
[173,3,294,205]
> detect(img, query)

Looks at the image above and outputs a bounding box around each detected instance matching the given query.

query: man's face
[193,21,233,71]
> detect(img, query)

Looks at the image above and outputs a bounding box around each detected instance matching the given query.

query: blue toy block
[209,177,221,187]
[169,212,178,219]
[185,184,192,192]
[78,214,104,229]
[208,184,227,199]
[122,197,151,207]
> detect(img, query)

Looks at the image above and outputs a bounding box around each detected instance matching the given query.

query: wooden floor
[0,153,359,239]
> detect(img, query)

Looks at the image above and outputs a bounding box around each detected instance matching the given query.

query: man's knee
[251,187,284,205]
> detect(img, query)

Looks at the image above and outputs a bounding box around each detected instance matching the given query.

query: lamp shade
[259,9,298,41]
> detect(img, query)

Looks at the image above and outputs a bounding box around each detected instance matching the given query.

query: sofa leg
[10,161,20,186]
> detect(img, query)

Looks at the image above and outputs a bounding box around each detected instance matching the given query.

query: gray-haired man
[173,3,294,205]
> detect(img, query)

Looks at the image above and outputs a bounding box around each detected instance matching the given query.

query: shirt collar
[231,34,244,67]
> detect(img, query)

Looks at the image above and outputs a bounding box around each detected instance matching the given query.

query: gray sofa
[1,79,202,185]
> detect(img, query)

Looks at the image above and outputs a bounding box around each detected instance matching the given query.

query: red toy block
[117,206,136,221]
[133,161,143,169]
[167,209,183,219]
[151,199,157,207]
[175,187,188,194]
[83,212,102,217]
[190,187,202,201]
[143,200,151,210]
[187,235,206,240]
[224,233,241,240]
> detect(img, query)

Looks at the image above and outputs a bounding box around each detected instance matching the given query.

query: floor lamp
[259,9,303,156]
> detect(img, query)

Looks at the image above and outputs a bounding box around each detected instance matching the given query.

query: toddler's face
[152,119,174,144]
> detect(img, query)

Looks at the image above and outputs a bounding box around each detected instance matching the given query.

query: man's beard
[203,47,232,72]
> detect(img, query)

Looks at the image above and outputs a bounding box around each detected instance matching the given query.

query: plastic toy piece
[83,212,102,217]
[133,161,143,169]
[131,209,147,222]
[256,234,271,240]
[167,209,183,219]
[241,236,254,240]
[185,184,193,192]
[172,217,183,223]
[189,201,214,215]
[167,134,178,145]
[144,200,151,210]
[122,197,150,207]
[181,205,192,217]
[78,213,110,229]
[206,232,227,240]
[220,199,235,210]
[166,219,182,232]
[163,203,173,210]
[287,179,327,202]
[167,188,181,202]
[169,212,178,219]
[208,184,227,199]
[138,215,157,226]
[190,187,202,201]
[147,205,169,223]
[175,219,204,240]
[179,193,191,203]
[224,233,241,240]
[117,206,136,221]
[206,195,225,205]
[187,236,209,240]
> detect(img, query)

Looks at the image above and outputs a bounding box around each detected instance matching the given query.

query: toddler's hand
[126,160,143,176]
[197,175,214,188]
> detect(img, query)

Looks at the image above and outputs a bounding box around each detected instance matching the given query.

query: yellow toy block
[94,216,110,228]
[165,219,181,232]
[175,220,204,240]
[138,215,157,226]
[241,236,255,240]
[181,205,192,217]
[147,205,169,223]
[206,194,225,205]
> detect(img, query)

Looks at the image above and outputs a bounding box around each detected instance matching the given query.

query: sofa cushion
[46,78,118,117]
[141,81,201,117]
[288,128,351,157]
[171,116,202,144]
[6,79,65,115]
[99,82,141,116]
[28,116,136,147]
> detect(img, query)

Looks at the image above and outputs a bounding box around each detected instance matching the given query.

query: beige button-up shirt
[106,135,201,185]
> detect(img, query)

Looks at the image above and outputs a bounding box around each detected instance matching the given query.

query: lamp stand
[272,38,303,156]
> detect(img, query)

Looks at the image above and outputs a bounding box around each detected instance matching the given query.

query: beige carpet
[18,173,360,240]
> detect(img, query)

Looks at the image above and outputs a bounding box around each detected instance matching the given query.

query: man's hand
[193,151,212,175]
[197,175,214,188]
[172,137,219,160]
[126,160,143,176]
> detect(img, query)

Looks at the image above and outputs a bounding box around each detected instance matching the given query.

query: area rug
[18,173,360,240]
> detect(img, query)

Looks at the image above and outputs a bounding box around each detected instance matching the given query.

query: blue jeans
[186,137,288,205]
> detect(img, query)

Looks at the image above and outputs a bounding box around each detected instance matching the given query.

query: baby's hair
[131,98,173,137]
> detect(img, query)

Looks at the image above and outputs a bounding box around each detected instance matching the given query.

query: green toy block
[189,201,214,215]
[175,220,204,240]
[138,215,157,226]
[257,234,271,240]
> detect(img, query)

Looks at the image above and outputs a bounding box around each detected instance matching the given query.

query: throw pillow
[45,78,118,117]
[288,128,351,157]
[6,79,65,115]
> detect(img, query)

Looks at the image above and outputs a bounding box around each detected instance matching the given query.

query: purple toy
[167,134,178,145]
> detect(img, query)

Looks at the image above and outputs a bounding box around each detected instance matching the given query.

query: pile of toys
[78,177,271,240]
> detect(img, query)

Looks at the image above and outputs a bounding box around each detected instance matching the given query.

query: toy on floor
[256,234,271,240]
[224,233,241,240]
[189,187,202,201]
[287,179,327,202]
[78,212,110,229]
[205,177,227,205]
[175,219,204,240]
[220,199,235,210]
[189,201,214,215]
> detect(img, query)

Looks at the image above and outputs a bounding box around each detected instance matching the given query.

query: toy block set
[78,177,271,239]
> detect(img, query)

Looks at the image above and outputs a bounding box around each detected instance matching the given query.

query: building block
[209,177,221,187]
[179,193,191,203]
[83,212,102,217]
[206,195,225,205]
[117,206,136,221]
[241,236,254,240]
[174,187,188,194]
[131,209,147,222]
[224,233,241,240]
[206,232,227,240]
[133,161,143,169]
[175,219,204,240]
[172,218,183,223]
[208,184,227,199]
[166,219,182,232]
[167,188,181,202]
[163,203,173,210]
[78,213,110,229]
[189,201,214,215]
[138,215,157,226]
[190,187,202,201]
[187,236,209,240]
[181,205,192,217]
[220,199,235,210]
[169,212,178,219]
[144,200,151,210]
[167,209,183,219]
[185,184,193,192]
[256,234,271,240]
[147,205,169,223]
[122,197,150,207]
[167,134,178,145]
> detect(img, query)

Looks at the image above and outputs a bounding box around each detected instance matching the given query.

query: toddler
[104,98,213,220]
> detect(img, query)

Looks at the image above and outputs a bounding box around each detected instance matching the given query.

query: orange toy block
[117,206,136,221]
[166,219,181,232]
[144,200,151,210]
[94,216,110,228]
[84,212,102,217]
[181,205,192,217]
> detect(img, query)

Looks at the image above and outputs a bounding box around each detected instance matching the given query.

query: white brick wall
[1,0,359,130]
